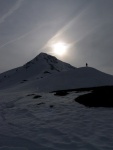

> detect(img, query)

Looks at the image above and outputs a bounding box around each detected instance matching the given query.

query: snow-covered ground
[1,53,113,92]
[0,53,113,149]
[0,89,113,150]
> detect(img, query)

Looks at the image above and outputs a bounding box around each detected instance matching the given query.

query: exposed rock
[23,80,28,82]
[43,71,51,74]
[54,91,69,96]
[75,86,113,107]
[33,95,42,99]
[50,105,54,108]
[20,79,28,84]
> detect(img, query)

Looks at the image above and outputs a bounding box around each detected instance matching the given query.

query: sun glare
[52,42,68,56]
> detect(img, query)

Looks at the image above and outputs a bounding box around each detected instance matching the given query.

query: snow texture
[0,91,113,150]
[0,53,113,149]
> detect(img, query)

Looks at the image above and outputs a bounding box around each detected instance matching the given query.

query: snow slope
[0,53,75,90]
[0,90,113,150]
[0,52,113,92]
[0,53,113,149]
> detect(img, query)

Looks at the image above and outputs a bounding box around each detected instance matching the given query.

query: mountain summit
[0,52,113,92]
[24,52,75,73]
[0,53,75,90]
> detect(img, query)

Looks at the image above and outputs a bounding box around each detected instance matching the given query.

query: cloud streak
[0,26,42,50]
[45,2,93,49]
[0,0,24,24]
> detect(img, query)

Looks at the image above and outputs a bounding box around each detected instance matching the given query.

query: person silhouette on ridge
[86,63,88,67]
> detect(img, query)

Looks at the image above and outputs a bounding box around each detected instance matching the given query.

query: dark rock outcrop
[75,86,113,107]
[54,91,69,96]
[33,95,42,99]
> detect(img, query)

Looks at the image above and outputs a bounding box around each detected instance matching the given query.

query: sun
[52,42,68,56]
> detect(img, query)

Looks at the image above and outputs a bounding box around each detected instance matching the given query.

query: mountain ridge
[0,52,113,92]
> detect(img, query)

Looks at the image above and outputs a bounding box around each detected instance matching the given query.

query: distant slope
[15,66,113,92]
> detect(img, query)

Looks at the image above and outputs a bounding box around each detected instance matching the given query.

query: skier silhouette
[86,63,88,67]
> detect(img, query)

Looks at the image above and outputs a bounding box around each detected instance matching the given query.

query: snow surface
[0,53,113,92]
[0,53,113,149]
[0,90,113,150]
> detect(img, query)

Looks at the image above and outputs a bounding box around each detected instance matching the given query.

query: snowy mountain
[0,52,75,90]
[0,52,113,92]
[0,53,113,150]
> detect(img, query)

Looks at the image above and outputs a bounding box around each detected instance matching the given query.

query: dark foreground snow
[0,89,113,150]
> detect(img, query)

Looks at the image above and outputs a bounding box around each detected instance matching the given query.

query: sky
[0,0,113,75]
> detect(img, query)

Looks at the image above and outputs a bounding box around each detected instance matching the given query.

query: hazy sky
[0,0,113,75]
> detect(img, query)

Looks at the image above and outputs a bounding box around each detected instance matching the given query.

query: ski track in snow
[0,90,113,150]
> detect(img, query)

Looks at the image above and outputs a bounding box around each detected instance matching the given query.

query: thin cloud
[0,32,29,49]
[45,2,92,49]
[0,0,24,24]
[0,26,41,50]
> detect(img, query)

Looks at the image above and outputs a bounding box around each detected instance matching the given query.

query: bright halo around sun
[52,42,68,56]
